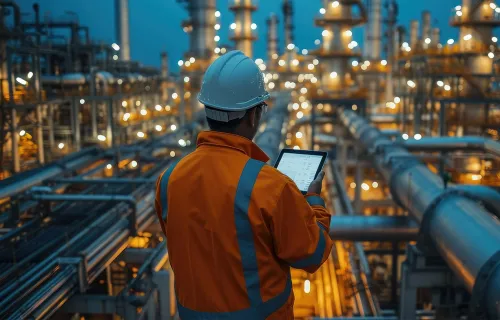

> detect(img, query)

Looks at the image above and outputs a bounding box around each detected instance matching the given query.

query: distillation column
[229,0,257,58]
[453,0,496,134]
[421,11,431,48]
[115,0,131,60]
[364,0,382,59]
[431,28,440,48]
[365,0,382,109]
[384,0,398,102]
[282,0,295,64]
[187,0,217,59]
[409,20,419,50]
[267,13,279,70]
[179,0,217,120]
[315,0,363,94]
[161,52,169,104]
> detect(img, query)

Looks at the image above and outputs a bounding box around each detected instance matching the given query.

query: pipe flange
[371,140,393,154]
[358,126,379,143]
[417,189,465,253]
[468,250,500,320]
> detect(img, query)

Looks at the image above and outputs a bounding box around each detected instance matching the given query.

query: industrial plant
[0,0,499,319]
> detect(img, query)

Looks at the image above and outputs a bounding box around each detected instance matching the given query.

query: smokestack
[422,11,431,44]
[431,28,440,47]
[365,0,382,59]
[161,52,169,104]
[282,0,294,48]
[115,0,131,60]
[267,13,279,70]
[230,0,257,58]
[188,0,216,59]
[161,52,169,78]
[410,20,419,50]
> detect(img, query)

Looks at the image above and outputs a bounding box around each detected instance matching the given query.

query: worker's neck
[212,128,254,141]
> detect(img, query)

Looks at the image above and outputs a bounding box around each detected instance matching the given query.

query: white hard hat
[198,50,270,122]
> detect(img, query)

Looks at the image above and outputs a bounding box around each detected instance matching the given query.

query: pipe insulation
[338,109,500,319]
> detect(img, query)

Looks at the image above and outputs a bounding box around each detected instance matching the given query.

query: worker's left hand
[308,171,325,195]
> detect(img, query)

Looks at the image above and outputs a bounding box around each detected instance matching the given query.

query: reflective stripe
[306,195,325,207]
[177,273,292,320]
[234,159,266,306]
[159,160,181,221]
[176,158,292,319]
[290,222,327,269]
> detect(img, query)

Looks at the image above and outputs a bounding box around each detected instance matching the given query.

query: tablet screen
[276,152,325,192]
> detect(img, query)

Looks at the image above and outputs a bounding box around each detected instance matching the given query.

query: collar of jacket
[197,131,270,163]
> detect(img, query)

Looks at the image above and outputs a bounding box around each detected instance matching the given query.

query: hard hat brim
[198,92,271,112]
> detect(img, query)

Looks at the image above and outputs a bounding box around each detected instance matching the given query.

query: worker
[155,50,333,319]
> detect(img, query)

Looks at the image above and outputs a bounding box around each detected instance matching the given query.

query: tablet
[274,149,328,193]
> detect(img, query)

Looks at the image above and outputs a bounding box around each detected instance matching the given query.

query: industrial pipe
[0,147,102,199]
[41,73,87,85]
[254,93,290,163]
[403,136,500,158]
[0,2,21,28]
[329,216,419,242]
[450,185,500,218]
[338,109,500,319]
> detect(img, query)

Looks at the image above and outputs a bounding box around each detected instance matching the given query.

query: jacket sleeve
[155,172,167,236]
[270,180,333,273]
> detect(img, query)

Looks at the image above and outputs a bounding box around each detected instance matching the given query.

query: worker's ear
[249,108,258,128]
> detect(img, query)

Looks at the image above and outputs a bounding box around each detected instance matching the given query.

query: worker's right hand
[307,171,325,195]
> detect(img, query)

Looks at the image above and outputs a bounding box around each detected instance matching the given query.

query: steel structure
[2,0,500,319]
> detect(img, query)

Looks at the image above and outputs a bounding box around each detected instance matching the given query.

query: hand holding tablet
[274,149,328,194]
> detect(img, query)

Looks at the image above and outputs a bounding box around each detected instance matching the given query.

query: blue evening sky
[19,0,459,71]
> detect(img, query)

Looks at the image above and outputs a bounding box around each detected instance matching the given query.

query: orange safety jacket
[155,131,333,319]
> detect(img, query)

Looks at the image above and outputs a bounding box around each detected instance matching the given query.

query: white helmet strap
[205,108,247,123]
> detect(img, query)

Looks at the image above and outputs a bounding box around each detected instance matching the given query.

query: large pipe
[115,0,131,60]
[329,216,419,241]
[41,73,87,85]
[267,13,279,70]
[0,147,102,199]
[451,185,500,218]
[339,109,500,318]
[403,136,500,158]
